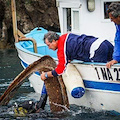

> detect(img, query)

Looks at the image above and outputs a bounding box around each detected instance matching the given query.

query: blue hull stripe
[21,60,120,92]
[84,80,120,92]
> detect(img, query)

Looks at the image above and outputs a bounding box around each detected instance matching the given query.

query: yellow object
[14,107,28,117]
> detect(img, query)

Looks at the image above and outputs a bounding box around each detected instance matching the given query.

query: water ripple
[0,49,119,120]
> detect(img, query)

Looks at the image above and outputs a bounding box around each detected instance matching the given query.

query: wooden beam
[11,0,18,42]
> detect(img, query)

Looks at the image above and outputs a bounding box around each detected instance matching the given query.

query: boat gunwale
[15,42,120,67]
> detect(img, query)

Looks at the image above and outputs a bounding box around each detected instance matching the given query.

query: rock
[0,0,60,49]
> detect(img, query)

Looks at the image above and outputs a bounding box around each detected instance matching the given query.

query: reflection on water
[0,49,120,120]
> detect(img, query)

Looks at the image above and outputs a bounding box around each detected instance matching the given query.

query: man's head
[108,2,120,25]
[43,31,60,51]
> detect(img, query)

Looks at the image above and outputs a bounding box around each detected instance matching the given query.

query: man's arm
[41,34,68,80]
[106,25,120,68]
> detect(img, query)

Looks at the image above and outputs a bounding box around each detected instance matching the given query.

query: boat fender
[62,63,85,98]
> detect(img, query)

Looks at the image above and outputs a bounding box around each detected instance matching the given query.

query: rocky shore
[0,0,60,49]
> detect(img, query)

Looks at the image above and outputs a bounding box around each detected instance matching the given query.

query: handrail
[17,29,26,38]
[11,0,38,53]
[18,37,37,53]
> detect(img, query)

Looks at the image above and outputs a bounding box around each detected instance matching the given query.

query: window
[66,8,80,32]
[67,8,71,31]
[71,9,80,32]
[73,11,79,30]
[103,1,120,19]
[56,1,81,34]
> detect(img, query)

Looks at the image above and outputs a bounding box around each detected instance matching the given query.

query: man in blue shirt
[106,3,120,68]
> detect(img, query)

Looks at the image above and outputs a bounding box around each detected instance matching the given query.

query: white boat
[11,0,120,113]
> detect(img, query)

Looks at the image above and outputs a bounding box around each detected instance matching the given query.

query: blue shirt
[113,24,120,62]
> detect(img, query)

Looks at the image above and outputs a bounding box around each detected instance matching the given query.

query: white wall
[57,0,116,43]
[79,0,116,42]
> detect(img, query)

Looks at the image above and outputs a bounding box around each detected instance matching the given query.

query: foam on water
[0,104,120,120]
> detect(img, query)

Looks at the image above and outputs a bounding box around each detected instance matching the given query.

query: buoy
[62,63,85,98]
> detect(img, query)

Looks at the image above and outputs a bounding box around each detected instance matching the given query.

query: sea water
[0,49,120,120]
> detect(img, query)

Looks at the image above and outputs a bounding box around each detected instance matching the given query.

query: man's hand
[41,72,47,81]
[106,60,118,68]
[41,71,54,81]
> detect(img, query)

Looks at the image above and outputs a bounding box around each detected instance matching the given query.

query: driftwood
[0,55,69,112]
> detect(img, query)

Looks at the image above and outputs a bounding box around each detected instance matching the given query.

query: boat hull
[16,43,120,113]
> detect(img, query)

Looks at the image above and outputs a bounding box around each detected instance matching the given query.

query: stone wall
[0,0,60,48]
